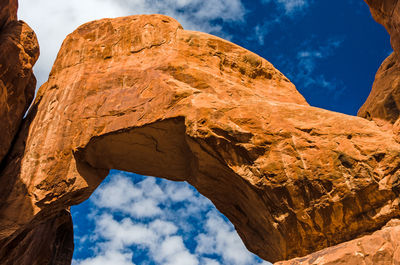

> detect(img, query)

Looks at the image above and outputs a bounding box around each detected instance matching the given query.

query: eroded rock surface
[278,1,400,264]
[359,0,400,125]
[0,8,39,163]
[365,0,400,59]
[276,219,400,265]
[0,210,73,265]
[2,14,400,264]
[0,0,18,30]
[358,52,400,124]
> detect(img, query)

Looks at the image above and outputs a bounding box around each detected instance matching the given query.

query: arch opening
[71,170,270,265]
[69,117,282,262]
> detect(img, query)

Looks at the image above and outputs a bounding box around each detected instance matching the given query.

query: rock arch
[1,3,400,264]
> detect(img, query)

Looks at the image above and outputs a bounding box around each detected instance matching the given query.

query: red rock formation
[276,219,400,265]
[359,0,400,125]
[0,8,39,163]
[279,1,400,264]
[1,1,400,264]
[365,0,400,59]
[0,210,73,265]
[0,0,18,30]
[2,13,400,264]
[358,52,400,124]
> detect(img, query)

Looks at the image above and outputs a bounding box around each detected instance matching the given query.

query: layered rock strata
[2,13,400,264]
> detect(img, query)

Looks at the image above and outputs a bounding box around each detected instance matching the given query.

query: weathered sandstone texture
[0,0,18,30]
[359,0,400,125]
[2,13,400,264]
[358,52,400,124]
[275,219,400,265]
[365,0,400,60]
[0,209,73,265]
[0,12,39,163]
[279,1,400,264]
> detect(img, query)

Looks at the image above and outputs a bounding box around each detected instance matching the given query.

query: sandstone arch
[1,12,400,265]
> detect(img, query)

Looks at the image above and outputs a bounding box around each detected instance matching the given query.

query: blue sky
[17,0,391,264]
[72,171,269,265]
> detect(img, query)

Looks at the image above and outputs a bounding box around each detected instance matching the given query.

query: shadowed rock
[358,53,400,124]
[359,0,400,126]
[365,0,400,60]
[0,0,18,30]
[0,12,39,164]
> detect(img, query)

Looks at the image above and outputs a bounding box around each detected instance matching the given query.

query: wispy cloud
[18,0,246,90]
[253,0,313,45]
[262,0,310,14]
[72,172,270,265]
[280,37,346,100]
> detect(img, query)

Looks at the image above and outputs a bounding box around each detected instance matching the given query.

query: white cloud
[72,173,271,265]
[196,212,269,265]
[276,0,309,14]
[262,0,310,14]
[76,250,134,265]
[253,16,281,45]
[18,0,246,90]
[158,236,198,265]
[202,258,221,265]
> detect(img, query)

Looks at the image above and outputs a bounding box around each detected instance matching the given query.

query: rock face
[359,0,400,125]
[358,52,400,124]
[279,1,400,264]
[0,7,39,163]
[0,210,73,265]
[2,13,400,264]
[275,219,400,265]
[365,0,400,59]
[0,0,18,30]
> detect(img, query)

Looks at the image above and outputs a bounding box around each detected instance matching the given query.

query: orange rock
[275,219,400,265]
[0,210,73,265]
[359,0,400,126]
[0,20,39,163]
[358,52,400,124]
[365,0,400,58]
[0,0,18,30]
[2,14,400,264]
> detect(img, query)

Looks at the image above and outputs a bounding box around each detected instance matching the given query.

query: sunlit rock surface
[276,219,400,265]
[2,12,400,264]
[279,1,400,264]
